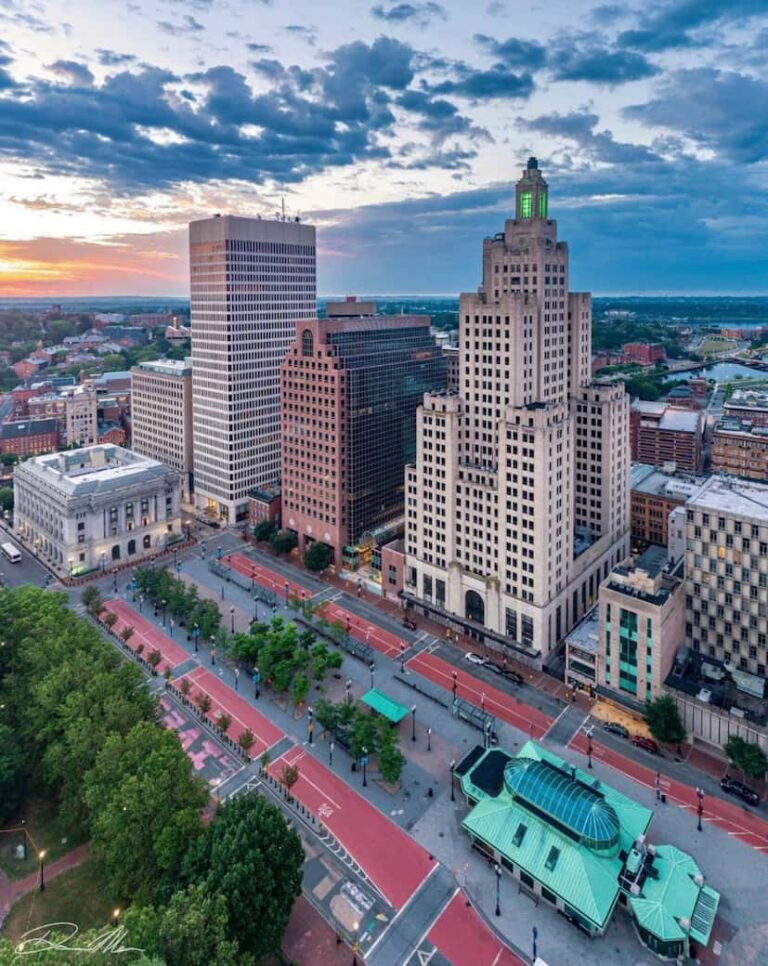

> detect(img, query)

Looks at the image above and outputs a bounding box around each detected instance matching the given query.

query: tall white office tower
[189,215,316,522]
[404,159,630,663]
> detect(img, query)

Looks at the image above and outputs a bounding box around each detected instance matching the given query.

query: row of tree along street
[0,586,304,965]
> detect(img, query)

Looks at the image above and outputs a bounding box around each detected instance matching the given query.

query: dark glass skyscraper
[281,298,447,567]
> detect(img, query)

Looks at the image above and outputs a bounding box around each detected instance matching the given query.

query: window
[301,329,313,357]
[519,191,532,219]
[387,565,397,586]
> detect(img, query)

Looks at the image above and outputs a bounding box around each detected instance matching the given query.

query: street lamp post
[230,606,235,634]
[113,571,118,594]
[161,598,167,627]
[193,623,199,653]
[452,670,458,699]
[329,740,334,766]
[253,595,259,622]
[696,787,704,831]
[427,727,432,752]
[234,667,240,691]
[494,862,501,917]
[532,926,538,962]
[361,747,368,787]
[481,691,486,713]
[587,728,593,769]
[369,660,375,691]
[139,593,144,614]
[655,771,661,804]
[38,850,46,892]
[345,678,352,703]
[253,667,261,699]
[411,705,416,742]
[101,552,106,573]
[450,759,456,801]
[400,643,406,673]
[308,706,314,745]
[169,618,175,638]
[284,581,289,604]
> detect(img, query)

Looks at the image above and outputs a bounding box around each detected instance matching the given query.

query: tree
[349,711,379,762]
[291,672,309,709]
[314,698,340,734]
[147,648,162,670]
[81,585,103,615]
[0,722,26,823]
[196,693,212,715]
[103,611,118,630]
[644,694,686,745]
[0,486,13,513]
[303,541,333,572]
[84,721,208,903]
[119,625,135,645]
[253,519,277,542]
[260,750,271,776]
[216,712,232,735]
[280,763,300,801]
[725,736,768,780]
[378,736,406,786]
[179,678,191,698]
[270,529,298,555]
[180,795,303,960]
[238,728,255,755]
[124,882,242,966]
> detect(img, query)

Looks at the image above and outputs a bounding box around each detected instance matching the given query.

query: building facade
[14,444,181,575]
[281,300,446,567]
[599,545,685,705]
[0,419,59,457]
[131,358,194,501]
[403,159,630,662]
[28,385,98,447]
[623,342,666,367]
[630,463,705,547]
[712,417,768,481]
[723,388,768,427]
[630,401,704,473]
[685,476,768,678]
[190,214,316,523]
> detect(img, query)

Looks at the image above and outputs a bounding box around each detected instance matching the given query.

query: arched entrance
[127,539,136,556]
[111,544,121,561]
[465,590,485,626]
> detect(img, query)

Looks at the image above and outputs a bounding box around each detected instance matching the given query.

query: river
[667,362,764,383]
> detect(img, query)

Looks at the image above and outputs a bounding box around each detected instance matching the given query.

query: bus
[1,542,21,563]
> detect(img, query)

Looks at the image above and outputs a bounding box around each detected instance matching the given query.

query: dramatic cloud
[547,33,658,84]
[47,59,95,86]
[521,110,659,165]
[625,68,768,162]
[371,2,446,28]
[96,49,137,66]
[619,0,768,51]
[474,34,546,70]
[432,66,534,100]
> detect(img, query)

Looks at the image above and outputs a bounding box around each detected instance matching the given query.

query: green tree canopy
[303,541,333,572]
[644,694,686,745]
[181,795,303,960]
[124,883,244,966]
[725,735,768,779]
[84,721,208,903]
[270,529,298,554]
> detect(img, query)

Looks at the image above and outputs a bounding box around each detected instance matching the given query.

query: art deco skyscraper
[403,159,630,662]
[189,215,316,522]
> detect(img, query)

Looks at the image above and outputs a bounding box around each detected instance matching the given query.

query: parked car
[464,652,486,666]
[602,721,630,739]
[486,661,505,676]
[720,776,760,807]
[501,668,524,686]
[401,618,417,631]
[631,735,659,755]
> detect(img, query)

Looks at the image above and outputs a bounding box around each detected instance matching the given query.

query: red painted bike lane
[224,552,312,600]
[570,731,768,852]
[270,745,436,910]
[175,665,284,760]
[428,891,525,966]
[407,651,552,739]
[104,598,189,673]
[320,600,403,658]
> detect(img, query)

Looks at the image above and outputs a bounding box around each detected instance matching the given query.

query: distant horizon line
[3,292,768,302]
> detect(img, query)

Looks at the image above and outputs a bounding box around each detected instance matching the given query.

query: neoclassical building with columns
[14,444,181,575]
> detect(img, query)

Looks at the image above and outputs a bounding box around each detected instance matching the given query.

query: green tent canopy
[361,688,410,723]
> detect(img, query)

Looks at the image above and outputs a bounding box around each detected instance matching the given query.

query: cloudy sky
[0,0,767,297]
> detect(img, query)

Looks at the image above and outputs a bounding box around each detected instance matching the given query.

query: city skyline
[1,1,767,297]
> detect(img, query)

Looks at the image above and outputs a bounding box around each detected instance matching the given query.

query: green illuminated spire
[516,157,549,222]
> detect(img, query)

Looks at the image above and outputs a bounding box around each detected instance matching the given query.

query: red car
[631,735,659,755]
[401,618,417,631]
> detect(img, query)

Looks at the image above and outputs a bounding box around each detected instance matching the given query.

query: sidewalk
[0,844,90,926]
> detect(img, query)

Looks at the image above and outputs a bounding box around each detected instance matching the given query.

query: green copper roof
[504,758,620,854]
[629,845,720,946]
[360,688,409,723]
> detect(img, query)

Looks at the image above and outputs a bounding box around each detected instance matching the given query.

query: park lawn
[700,336,736,353]
[0,790,88,881]
[2,859,114,945]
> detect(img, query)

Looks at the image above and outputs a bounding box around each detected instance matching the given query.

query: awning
[361,688,410,723]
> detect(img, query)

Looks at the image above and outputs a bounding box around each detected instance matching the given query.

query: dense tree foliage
[133,567,221,639]
[181,795,303,960]
[270,529,298,554]
[644,695,687,745]
[303,540,333,572]
[725,736,768,780]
